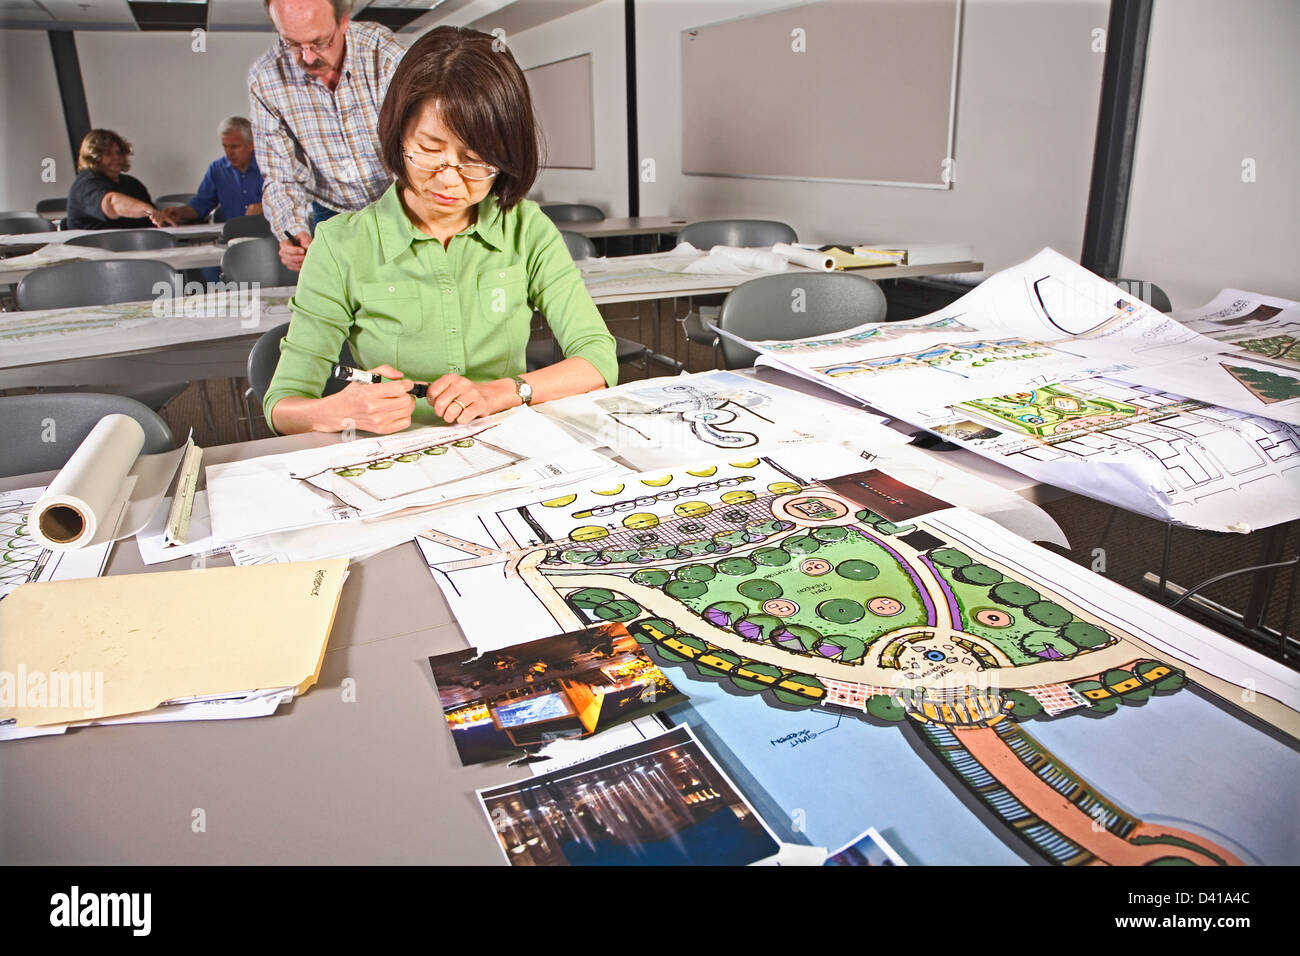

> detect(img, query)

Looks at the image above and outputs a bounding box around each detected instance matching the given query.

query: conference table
[0,365,1050,865]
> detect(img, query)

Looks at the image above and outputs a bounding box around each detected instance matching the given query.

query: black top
[66,170,154,230]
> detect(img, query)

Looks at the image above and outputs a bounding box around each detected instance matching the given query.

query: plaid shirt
[248,21,404,238]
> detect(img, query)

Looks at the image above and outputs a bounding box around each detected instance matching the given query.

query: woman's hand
[270,364,415,435]
[424,373,515,425]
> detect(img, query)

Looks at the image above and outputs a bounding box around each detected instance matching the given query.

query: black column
[1080,0,1154,278]
[48,31,92,166]
[624,0,639,218]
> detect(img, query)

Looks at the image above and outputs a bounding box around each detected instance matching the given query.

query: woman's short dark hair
[377,26,540,210]
[77,129,133,174]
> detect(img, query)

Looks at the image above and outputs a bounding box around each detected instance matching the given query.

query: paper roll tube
[773,243,835,271]
[29,414,145,551]
[710,245,789,272]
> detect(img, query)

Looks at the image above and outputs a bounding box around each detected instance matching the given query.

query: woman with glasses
[66,129,168,231]
[264,26,617,436]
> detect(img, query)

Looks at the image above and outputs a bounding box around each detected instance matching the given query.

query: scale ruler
[163,438,204,547]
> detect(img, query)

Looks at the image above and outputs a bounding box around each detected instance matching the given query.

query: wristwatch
[512,375,534,406]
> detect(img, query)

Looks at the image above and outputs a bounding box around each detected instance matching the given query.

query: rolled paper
[29,415,145,551]
[773,243,835,271]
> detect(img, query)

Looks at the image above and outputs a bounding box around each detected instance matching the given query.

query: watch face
[515,377,533,404]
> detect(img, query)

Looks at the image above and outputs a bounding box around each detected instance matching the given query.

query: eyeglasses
[405,149,498,181]
[280,22,340,56]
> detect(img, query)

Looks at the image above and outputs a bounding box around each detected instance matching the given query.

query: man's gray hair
[263,0,353,19]
[219,116,254,144]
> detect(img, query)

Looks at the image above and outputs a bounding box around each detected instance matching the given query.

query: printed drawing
[1221,363,1300,405]
[293,428,525,507]
[1233,334,1300,366]
[958,385,1198,440]
[419,456,1299,866]
[1030,274,1140,337]
[598,381,773,449]
[814,338,1053,379]
[766,316,975,356]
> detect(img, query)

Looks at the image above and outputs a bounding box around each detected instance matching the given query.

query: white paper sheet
[205,406,621,545]
[0,486,111,601]
[135,491,231,565]
[537,370,895,468]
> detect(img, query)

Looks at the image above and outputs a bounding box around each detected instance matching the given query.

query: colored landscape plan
[538,370,893,468]
[736,248,1229,411]
[914,377,1300,531]
[416,448,1300,865]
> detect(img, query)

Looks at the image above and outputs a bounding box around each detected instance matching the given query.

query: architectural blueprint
[416,448,1300,865]
[916,377,1300,531]
[739,249,1229,411]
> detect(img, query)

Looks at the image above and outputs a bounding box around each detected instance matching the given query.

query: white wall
[505,0,628,215]
[0,31,72,213]
[636,0,1109,275]
[77,30,277,199]
[1121,0,1300,308]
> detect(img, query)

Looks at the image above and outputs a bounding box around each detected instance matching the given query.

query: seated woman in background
[66,129,167,230]
[265,25,617,436]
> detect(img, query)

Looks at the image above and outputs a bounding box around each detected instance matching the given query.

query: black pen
[283,230,301,247]
[331,363,428,398]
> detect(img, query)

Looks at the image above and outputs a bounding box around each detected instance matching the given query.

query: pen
[331,363,428,398]
[283,230,301,247]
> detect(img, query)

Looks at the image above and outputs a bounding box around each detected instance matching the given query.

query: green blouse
[264,184,618,429]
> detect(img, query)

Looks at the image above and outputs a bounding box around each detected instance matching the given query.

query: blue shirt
[186,156,264,222]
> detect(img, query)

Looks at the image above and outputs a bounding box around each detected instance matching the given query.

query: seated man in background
[158,117,265,225]
[65,129,167,230]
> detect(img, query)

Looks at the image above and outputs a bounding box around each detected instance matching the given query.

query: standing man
[157,117,264,225]
[249,0,403,270]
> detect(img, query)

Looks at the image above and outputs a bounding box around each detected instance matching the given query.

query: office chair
[541,203,605,223]
[65,229,178,252]
[0,392,175,479]
[221,215,273,242]
[245,322,354,437]
[154,193,196,208]
[0,215,57,235]
[675,219,799,368]
[14,259,190,412]
[524,231,652,378]
[715,271,887,369]
[221,237,296,287]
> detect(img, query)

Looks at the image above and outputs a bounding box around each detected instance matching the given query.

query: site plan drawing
[539,370,892,468]
[205,406,622,544]
[416,447,1300,865]
[915,377,1300,531]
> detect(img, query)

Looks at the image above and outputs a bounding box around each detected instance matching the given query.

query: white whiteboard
[526,53,595,170]
[681,0,961,189]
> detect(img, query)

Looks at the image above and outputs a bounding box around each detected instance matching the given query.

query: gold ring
[447,398,465,415]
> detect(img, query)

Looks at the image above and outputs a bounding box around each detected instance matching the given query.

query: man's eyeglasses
[281,22,340,56]
[405,149,499,181]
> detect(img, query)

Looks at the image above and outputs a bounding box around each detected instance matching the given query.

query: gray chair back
[222,214,273,241]
[1109,278,1173,314]
[560,230,597,260]
[222,237,297,287]
[678,219,797,249]
[154,193,195,208]
[716,271,887,369]
[0,393,174,479]
[35,197,67,216]
[247,322,354,409]
[15,259,178,311]
[0,215,57,235]
[542,203,605,223]
[65,229,177,252]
